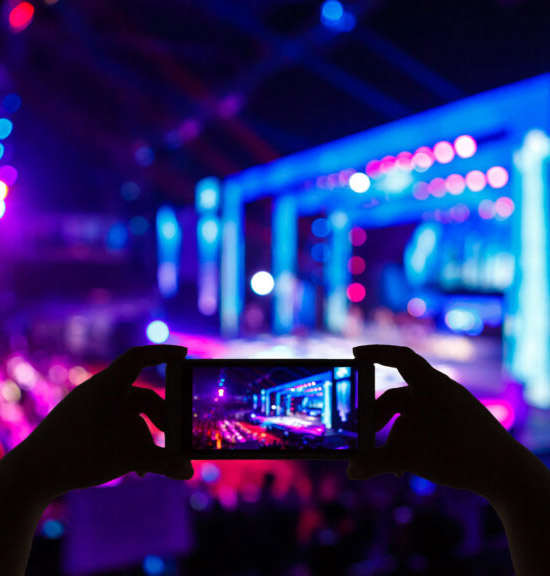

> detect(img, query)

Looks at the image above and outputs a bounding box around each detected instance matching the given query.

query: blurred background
[1,0,550,574]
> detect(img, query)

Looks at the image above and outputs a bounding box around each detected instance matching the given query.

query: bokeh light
[0,181,7,201]
[454,135,477,158]
[311,218,331,238]
[412,181,430,200]
[0,119,13,140]
[428,177,446,197]
[0,200,6,219]
[465,170,487,192]
[250,271,274,296]
[445,174,466,195]
[120,181,141,201]
[347,256,366,275]
[449,203,470,222]
[407,298,427,317]
[146,320,170,344]
[0,166,18,186]
[486,166,509,189]
[346,283,366,303]
[2,94,21,113]
[433,141,455,164]
[9,2,35,33]
[495,196,515,219]
[311,243,330,263]
[412,147,434,172]
[349,227,367,246]
[478,199,496,220]
[349,172,371,193]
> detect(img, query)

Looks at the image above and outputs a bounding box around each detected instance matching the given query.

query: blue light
[161,220,177,240]
[200,218,219,243]
[146,320,170,344]
[444,308,483,335]
[120,181,140,201]
[143,555,165,576]
[106,222,128,250]
[3,94,21,113]
[42,519,65,540]
[189,492,209,511]
[196,177,220,212]
[410,475,436,496]
[311,243,330,263]
[0,143,4,160]
[129,215,149,235]
[156,206,181,297]
[201,462,220,483]
[321,1,344,24]
[135,145,154,166]
[0,118,13,139]
[312,217,331,238]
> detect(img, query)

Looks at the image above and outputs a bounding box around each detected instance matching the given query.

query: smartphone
[166,358,374,459]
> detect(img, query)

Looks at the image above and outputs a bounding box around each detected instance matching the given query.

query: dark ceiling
[1,0,549,214]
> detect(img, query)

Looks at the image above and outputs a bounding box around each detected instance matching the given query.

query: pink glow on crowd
[454,135,477,158]
[486,166,509,189]
[465,170,487,192]
[433,141,455,164]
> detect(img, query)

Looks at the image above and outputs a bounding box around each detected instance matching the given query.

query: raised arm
[347,344,550,576]
[0,345,194,576]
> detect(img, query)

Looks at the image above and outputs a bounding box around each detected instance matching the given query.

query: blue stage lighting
[106,222,128,251]
[321,1,344,25]
[200,218,219,243]
[0,119,13,140]
[143,555,165,576]
[312,217,331,238]
[3,94,21,113]
[146,320,170,344]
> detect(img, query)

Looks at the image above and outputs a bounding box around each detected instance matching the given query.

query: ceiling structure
[1,0,549,213]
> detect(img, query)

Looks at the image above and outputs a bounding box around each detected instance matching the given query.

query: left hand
[17,345,194,501]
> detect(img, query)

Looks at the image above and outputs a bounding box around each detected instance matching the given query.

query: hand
[16,345,194,502]
[348,345,522,501]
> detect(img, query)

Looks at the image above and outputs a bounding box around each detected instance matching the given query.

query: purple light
[396,151,413,171]
[0,165,18,186]
[482,399,515,430]
[412,181,430,200]
[407,298,427,317]
[449,203,470,222]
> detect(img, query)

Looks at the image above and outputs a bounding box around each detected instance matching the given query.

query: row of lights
[0,94,20,220]
[316,135,478,193]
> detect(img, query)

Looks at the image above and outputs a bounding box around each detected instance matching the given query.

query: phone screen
[182,360,361,457]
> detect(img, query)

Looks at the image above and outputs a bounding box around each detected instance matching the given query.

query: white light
[200,219,219,243]
[146,320,170,343]
[349,172,371,193]
[250,271,274,296]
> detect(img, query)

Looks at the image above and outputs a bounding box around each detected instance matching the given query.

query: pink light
[218,388,225,397]
[449,203,470,222]
[486,166,509,189]
[454,135,477,158]
[433,141,455,164]
[445,174,466,195]
[316,176,328,189]
[347,283,366,303]
[407,298,426,317]
[396,151,413,171]
[412,147,434,172]
[327,173,339,189]
[481,399,515,430]
[349,227,367,246]
[9,2,34,32]
[428,177,446,197]
[478,199,495,220]
[338,169,355,186]
[348,256,366,275]
[380,155,396,173]
[365,160,381,178]
[465,170,487,192]
[495,196,515,219]
[412,181,429,200]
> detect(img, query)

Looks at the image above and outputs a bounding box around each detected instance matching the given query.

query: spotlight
[349,172,370,193]
[250,271,274,296]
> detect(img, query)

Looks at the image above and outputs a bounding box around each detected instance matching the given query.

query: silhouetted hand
[347,344,521,500]
[19,345,194,501]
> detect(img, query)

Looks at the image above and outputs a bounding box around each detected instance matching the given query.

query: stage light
[349,227,367,246]
[0,119,13,140]
[311,218,331,238]
[250,271,274,296]
[347,256,366,275]
[321,0,344,25]
[486,166,509,189]
[449,203,470,222]
[380,155,395,173]
[478,199,495,220]
[197,177,219,211]
[311,243,329,263]
[201,462,220,483]
[445,308,483,335]
[454,135,477,158]
[412,147,434,172]
[495,196,515,218]
[433,141,455,164]
[143,555,165,576]
[428,177,446,197]
[106,222,128,250]
[365,160,381,178]
[445,174,465,195]
[0,181,7,200]
[146,320,170,344]
[218,388,225,397]
[347,283,366,303]
[8,2,34,33]
[160,220,177,240]
[349,172,370,193]
[407,298,427,317]
[465,170,487,192]
[0,143,4,160]
[412,182,429,200]
[396,151,413,171]
[200,218,219,243]
[120,181,140,201]
[3,94,21,113]
[0,165,18,185]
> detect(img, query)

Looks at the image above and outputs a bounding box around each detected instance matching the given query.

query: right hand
[347,345,523,501]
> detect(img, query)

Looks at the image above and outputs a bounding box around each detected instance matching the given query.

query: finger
[109,345,187,387]
[130,387,166,430]
[374,387,411,431]
[138,445,194,480]
[354,345,433,387]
